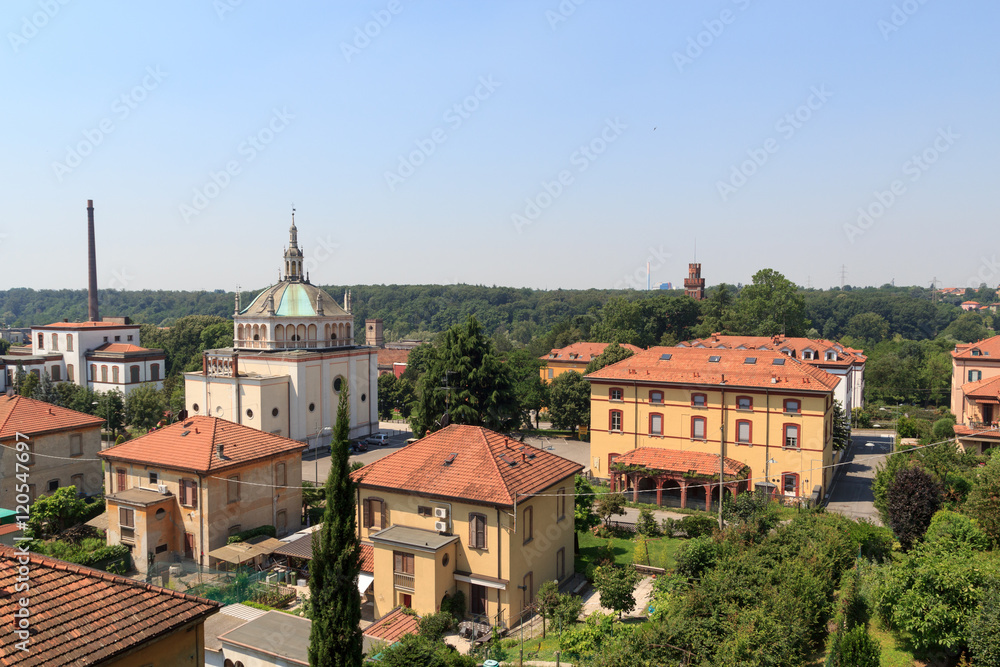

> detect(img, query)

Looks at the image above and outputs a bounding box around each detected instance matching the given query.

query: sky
[2,1,998,294]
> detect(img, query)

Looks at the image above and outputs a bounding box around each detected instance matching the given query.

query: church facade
[183,216,379,444]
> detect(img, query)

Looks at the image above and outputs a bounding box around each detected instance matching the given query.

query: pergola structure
[610,447,751,512]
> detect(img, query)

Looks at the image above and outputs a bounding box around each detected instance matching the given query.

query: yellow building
[539,342,642,383]
[351,424,581,630]
[950,335,1000,454]
[99,416,304,575]
[587,347,838,506]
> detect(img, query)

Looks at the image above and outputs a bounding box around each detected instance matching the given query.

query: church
[184,214,379,445]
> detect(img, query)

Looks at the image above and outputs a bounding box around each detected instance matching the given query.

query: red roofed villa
[951,335,1000,453]
[539,341,643,383]
[98,415,304,576]
[351,424,582,632]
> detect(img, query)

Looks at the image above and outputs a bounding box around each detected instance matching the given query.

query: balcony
[393,572,415,591]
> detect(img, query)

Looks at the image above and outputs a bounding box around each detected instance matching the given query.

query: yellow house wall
[589,382,833,497]
[360,473,576,625]
[951,356,1000,421]
[539,361,589,384]
[104,621,206,666]
[0,425,102,509]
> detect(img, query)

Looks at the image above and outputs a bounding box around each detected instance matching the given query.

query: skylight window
[708,356,721,363]
[744,357,757,364]
[772,358,786,366]
[443,453,458,465]
[660,353,672,361]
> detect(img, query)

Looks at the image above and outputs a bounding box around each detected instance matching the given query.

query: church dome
[240,281,346,318]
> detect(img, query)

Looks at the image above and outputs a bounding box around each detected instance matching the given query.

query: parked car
[349,440,368,453]
[365,433,389,446]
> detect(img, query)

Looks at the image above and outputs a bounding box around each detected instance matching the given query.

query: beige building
[351,424,582,629]
[0,395,104,506]
[185,215,379,445]
[587,347,839,504]
[951,335,1000,454]
[98,416,304,575]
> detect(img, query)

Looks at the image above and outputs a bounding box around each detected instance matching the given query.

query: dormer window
[825,351,837,361]
[972,349,982,356]
[802,349,816,360]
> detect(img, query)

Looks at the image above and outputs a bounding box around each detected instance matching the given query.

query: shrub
[635,508,660,536]
[968,584,1000,667]
[661,517,678,536]
[440,590,465,621]
[924,510,990,551]
[680,513,717,539]
[417,611,454,641]
[227,525,276,544]
[830,625,881,667]
[674,536,718,580]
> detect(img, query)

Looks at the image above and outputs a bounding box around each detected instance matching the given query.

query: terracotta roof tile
[961,374,1000,399]
[363,606,420,644]
[33,321,136,329]
[953,335,1000,359]
[359,542,375,573]
[351,425,582,507]
[98,416,305,473]
[88,342,160,354]
[614,447,749,477]
[541,342,643,363]
[376,348,410,367]
[0,395,104,442]
[680,335,866,366]
[0,545,219,666]
[587,346,841,391]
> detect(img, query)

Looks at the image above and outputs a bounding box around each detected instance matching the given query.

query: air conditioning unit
[157,484,168,494]
[433,507,449,519]
[434,521,448,532]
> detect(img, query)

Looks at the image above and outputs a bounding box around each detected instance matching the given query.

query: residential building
[679,333,865,416]
[363,606,420,655]
[98,416,304,575]
[377,347,411,378]
[0,544,219,665]
[215,610,311,667]
[351,424,582,628]
[185,214,379,444]
[539,342,643,383]
[951,335,1000,454]
[587,347,839,505]
[960,301,982,311]
[0,395,104,506]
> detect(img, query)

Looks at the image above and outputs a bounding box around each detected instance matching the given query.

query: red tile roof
[962,374,1000,399]
[587,346,841,392]
[376,348,410,367]
[351,425,582,507]
[614,447,749,477]
[359,542,375,573]
[363,606,420,644]
[98,416,305,473]
[0,545,219,665]
[681,335,866,366]
[88,342,159,354]
[33,321,136,329]
[953,335,1000,359]
[541,342,643,363]
[0,395,105,442]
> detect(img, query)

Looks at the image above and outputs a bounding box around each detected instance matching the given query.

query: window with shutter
[469,513,487,549]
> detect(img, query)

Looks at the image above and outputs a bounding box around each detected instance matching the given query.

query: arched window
[784,424,799,449]
[101,366,108,383]
[150,364,160,381]
[66,334,73,351]
[691,416,706,440]
[275,324,285,342]
[649,413,663,435]
[52,334,59,351]
[691,393,707,407]
[307,324,317,341]
[736,419,752,444]
[112,367,119,383]
[67,364,74,382]
[130,365,140,383]
[51,366,61,381]
[90,364,96,381]
[37,333,44,349]
[609,410,623,432]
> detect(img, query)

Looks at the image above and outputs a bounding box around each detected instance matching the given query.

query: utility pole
[840,265,847,290]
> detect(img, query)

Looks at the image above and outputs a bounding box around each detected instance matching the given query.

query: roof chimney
[86,200,99,322]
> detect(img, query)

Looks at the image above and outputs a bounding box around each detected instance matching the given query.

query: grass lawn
[576,529,684,573]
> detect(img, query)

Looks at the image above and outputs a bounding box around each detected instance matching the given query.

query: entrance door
[470,584,487,615]
[401,593,412,608]
[184,533,195,559]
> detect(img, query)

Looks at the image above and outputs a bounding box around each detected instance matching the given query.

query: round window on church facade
[246,409,253,419]
[361,393,367,403]
[442,553,449,567]
[272,407,279,417]
[333,377,343,392]
[192,403,199,413]
[308,403,315,412]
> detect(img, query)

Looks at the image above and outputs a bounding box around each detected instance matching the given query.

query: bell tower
[283,208,304,282]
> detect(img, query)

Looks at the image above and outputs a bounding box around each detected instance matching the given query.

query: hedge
[227,525,277,544]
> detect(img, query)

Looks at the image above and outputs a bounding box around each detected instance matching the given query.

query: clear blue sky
[2,1,997,293]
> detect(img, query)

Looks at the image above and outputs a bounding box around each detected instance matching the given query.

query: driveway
[824,435,893,525]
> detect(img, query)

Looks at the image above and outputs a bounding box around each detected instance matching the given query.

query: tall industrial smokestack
[87,200,99,322]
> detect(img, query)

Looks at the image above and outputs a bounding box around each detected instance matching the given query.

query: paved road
[302,422,413,484]
[825,435,893,525]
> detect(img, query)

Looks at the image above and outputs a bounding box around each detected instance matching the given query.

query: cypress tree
[308,384,362,666]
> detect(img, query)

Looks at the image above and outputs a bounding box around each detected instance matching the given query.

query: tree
[308,384,362,667]
[593,564,640,618]
[845,312,890,343]
[942,311,989,343]
[96,390,126,439]
[832,400,850,450]
[31,371,59,404]
[632,534,649,566]
[18,370,38,398]
[965,454,1000,547]
[409,317,518,437]
[589,297,642,346]
[635,508,659,537]
[584,343,635,375]
[968,583,1000,667]
[124,383,166,430]
[373,633,476,666]
[25,486,88,539]
[730,269,809,337]
[574,475,599,553]
[594,492,626,528]
[504,348,549,428]
[301,480,325,524]
[536,579,561,638]
[885,465,941,550]
[830,625,881,667]
[548,371,590,437]
[377,373,399,421]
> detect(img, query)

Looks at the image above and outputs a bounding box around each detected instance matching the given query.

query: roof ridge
[481,427,515,505]
[208,416,220,471]
[0,395,18,437]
